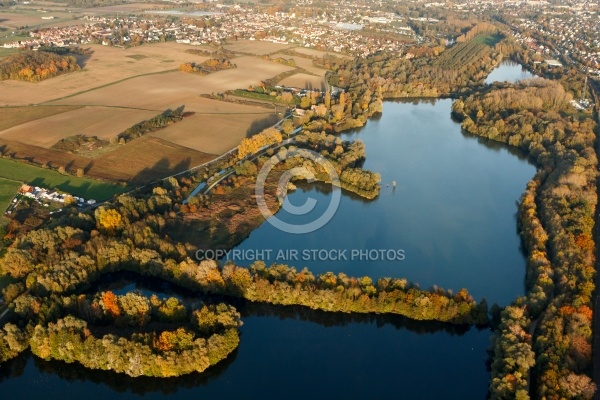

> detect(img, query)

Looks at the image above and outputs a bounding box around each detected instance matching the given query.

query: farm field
[0,134,213,184]
[0,43,210,106]
[49,57,295,109]
[279,73,326,90]
[273,55,327,77]
[0,105,82,131]
[152,109,279,154]
[89,136,214,183]
[0,106,156,148]
[0,40,298,186]
[0,11,72,29]
[79,3,167,13]
[0,157,126,200]
[222,39,296,55]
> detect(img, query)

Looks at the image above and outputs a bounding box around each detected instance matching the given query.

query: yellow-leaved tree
[95,208,124,235]
[237,127,283,160]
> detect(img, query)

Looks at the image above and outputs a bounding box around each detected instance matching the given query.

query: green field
[0,47,18,59]
[0,178,21,224]
[231,89,301,105]
[0,158,127,200]
[473,33,503,46]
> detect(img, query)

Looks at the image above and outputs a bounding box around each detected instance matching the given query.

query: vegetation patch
[125,54,149,61]
[0,51,80,82]
[51,134,112,157]
[179,58,236,75]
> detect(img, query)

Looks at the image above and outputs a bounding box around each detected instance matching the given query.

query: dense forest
[0,51,80,82]
[26,294,242,378]
[453,78,597,399]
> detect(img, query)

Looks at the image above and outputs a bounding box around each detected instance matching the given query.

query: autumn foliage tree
[101,291,120,317]
[0,51,80,82]
[237,127,283,160]
[95,208,124,235]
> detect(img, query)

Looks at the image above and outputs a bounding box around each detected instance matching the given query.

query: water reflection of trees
[0,275,487,395]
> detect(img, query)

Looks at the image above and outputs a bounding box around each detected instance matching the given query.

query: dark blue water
[232,99,536,306]
[0,313,490,400]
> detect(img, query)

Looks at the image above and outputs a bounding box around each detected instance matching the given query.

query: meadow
[0,158,126,200]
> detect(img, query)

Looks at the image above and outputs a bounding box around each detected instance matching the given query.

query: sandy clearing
[222,40,296,55]
[0,106,157,148]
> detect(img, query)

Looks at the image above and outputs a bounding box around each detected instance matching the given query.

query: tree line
[453,78,597,399]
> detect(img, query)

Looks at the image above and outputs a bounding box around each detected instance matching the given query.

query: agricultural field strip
[42,68,179,105]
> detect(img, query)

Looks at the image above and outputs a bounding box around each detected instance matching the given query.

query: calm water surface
[233,99,536,306]
[485,60,536,84]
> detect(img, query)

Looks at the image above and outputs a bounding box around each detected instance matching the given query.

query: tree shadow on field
[245,113,280,138]
[130,157,192,186]
[74,48,95,69]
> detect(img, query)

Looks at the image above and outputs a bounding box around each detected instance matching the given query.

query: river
[0,63,536,399]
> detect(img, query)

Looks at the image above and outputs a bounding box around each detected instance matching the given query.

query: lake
[0,72,536,399]
[233,99,536,306]
[485,60,536,84]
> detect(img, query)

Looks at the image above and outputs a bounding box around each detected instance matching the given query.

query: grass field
[0,106,156,148]
[0,48,18,59]
[0,158,126,200]
[290,47,351,59]
[0,178,21,225]
[473,33,503,46]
